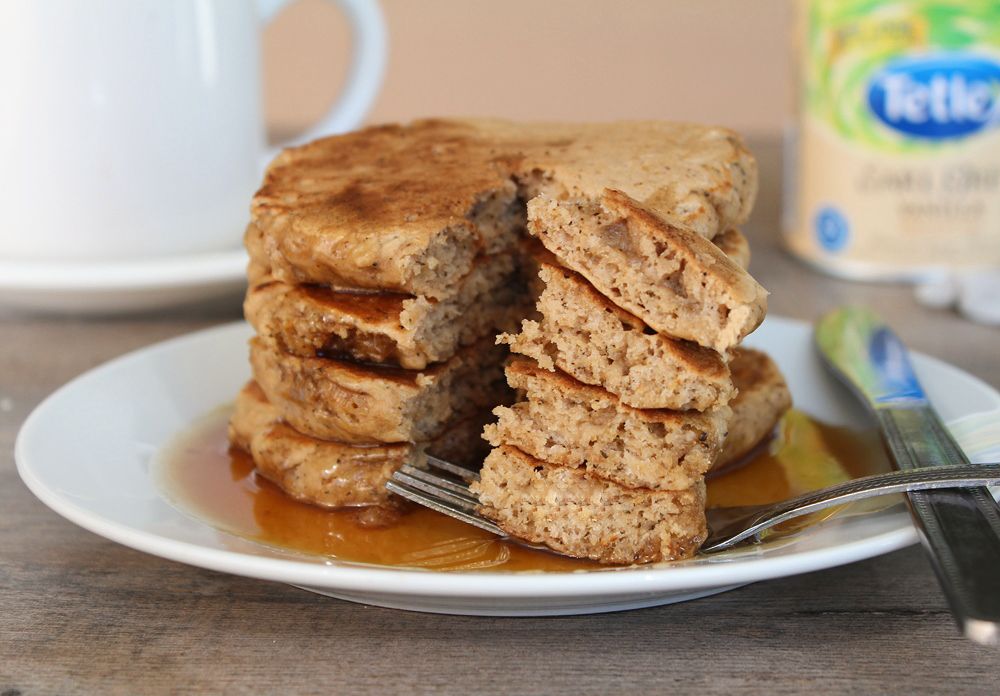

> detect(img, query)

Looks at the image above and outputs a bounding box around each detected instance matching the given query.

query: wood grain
[2,140,998,694]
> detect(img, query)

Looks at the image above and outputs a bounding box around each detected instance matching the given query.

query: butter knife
[815,306,1000,646]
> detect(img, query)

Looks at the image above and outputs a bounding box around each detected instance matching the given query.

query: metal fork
[386,455,1000,554]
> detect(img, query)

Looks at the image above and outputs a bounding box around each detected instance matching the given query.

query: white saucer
[14,317,1000,616]
[0,248,248,314]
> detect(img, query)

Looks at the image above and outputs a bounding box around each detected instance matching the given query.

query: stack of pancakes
[229,119,790,553]
[472,187,789,564]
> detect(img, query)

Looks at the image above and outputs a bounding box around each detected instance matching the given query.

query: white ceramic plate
[15,317,1000,616]
[0,248,247,314]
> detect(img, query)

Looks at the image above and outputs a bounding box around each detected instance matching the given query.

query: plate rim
[14,317,1000,599]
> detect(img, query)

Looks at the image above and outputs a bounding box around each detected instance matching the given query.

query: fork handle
[878,406,1000,646]
[704,464,1000,553]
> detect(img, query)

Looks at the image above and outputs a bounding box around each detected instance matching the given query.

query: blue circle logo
[814,206,850,253]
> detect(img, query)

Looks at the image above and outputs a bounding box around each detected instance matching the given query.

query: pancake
[245,252,528,370]
[472,445,707,565]
[229,382,492,509]
[714,347,793,470]
[248,119,757,299]
[249,336,509,443]
[230,382,416,508]
[501,261,736,411]
[527,189,768,352]
[484,357,731,491]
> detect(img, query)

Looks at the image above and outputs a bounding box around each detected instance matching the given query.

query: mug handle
[258,0,387,156]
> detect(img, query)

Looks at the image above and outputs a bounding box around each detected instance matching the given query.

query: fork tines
[386,458,506,536]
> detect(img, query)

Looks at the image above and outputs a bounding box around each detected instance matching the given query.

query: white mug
[0,0,386,263]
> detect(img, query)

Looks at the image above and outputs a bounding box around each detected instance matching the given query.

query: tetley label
[867,53,1000,140]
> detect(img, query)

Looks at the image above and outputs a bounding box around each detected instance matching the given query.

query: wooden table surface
[2,140,998,694]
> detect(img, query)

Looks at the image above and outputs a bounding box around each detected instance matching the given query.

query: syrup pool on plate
[158,407,892,572]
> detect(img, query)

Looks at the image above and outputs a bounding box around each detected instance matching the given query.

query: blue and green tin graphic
[786,0,1000,279]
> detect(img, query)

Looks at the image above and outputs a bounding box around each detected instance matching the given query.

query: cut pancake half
[249,337,508,443]
[229,382,493,509]
[246,252,527,370]
[484,357,730,491]
[472,445,707,565]
[247,171,524,301]
[527,189,768,352]
[230,381,415,509]
[501,260,735,410]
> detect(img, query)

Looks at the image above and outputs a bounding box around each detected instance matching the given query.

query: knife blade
[815,306,1000,646]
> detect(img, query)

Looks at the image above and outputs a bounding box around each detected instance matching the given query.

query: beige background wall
[263,0,792,140]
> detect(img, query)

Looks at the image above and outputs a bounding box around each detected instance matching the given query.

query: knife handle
[878,407,1000,646]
